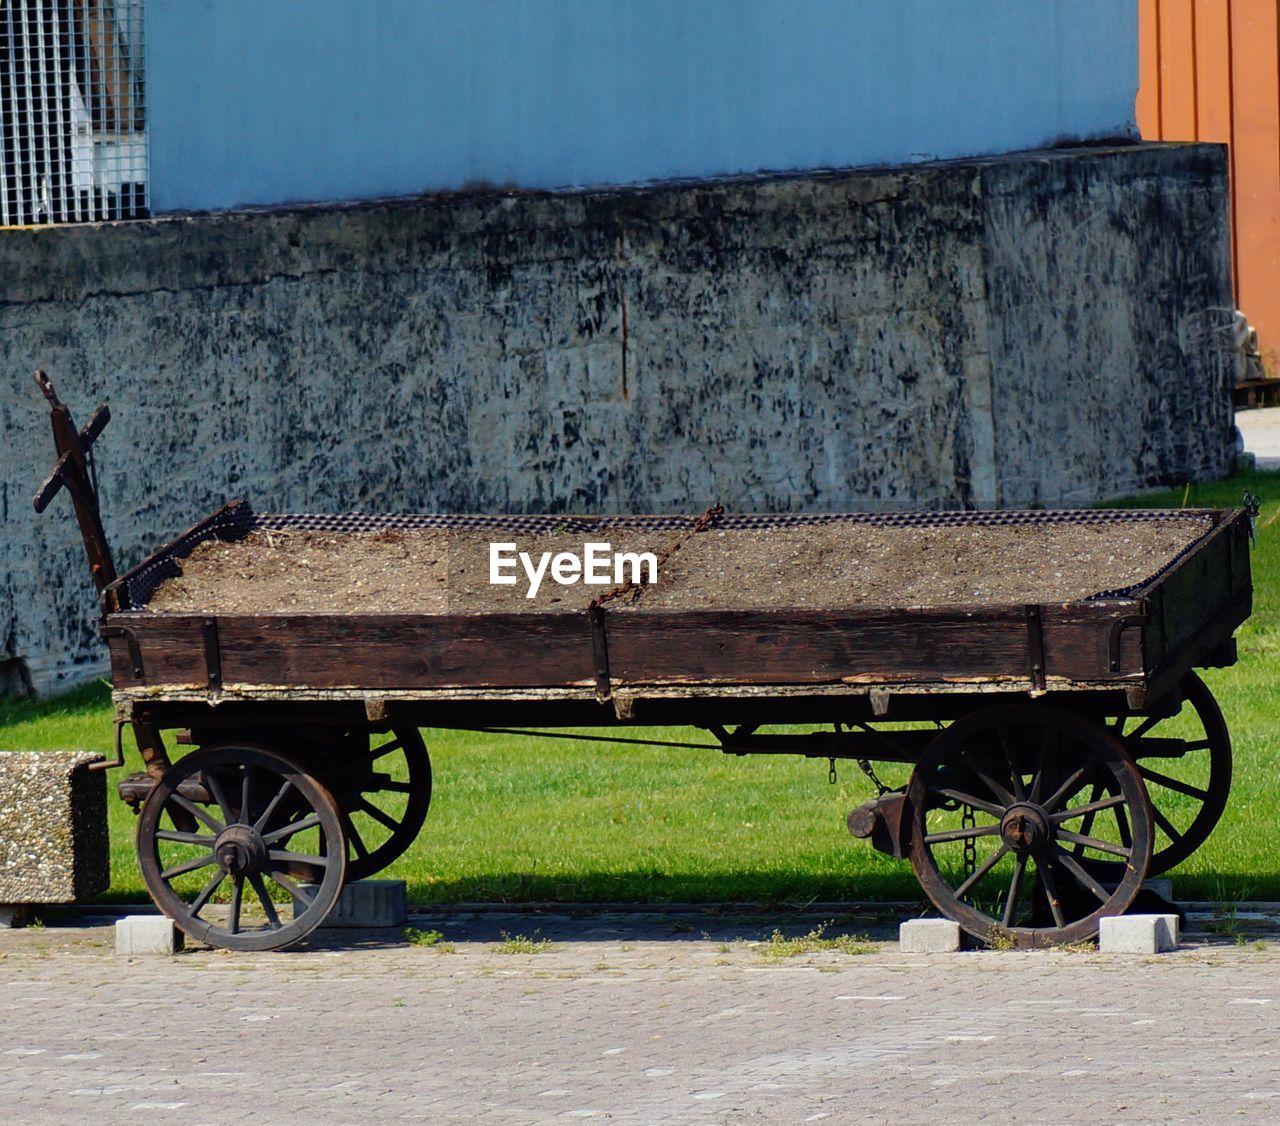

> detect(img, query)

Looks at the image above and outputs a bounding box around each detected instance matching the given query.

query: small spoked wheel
[907,705,1153,948]
[137,744,348,951]
[1105,672,1231,877]
[326,727,432,882]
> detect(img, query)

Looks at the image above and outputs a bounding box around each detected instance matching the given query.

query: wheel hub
[999,803,1050,853]
[214,824,267,875]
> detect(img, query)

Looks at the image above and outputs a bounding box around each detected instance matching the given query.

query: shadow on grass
[398,869,924,907]
[0,678,110,726]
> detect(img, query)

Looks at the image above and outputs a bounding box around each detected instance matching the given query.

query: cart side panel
[605,605,1139,687]
[1142,510,1252,681]
[216,614,597,690]
[106,616,207,687]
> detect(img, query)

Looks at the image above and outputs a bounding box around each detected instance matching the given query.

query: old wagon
[34,374,1254,950]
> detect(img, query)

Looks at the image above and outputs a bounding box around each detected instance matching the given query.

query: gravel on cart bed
[142,514,1214,615]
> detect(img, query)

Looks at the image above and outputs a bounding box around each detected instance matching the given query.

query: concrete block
[900,918,962,953]
[0,752,108,904]
[1099,914,1179,954]
[293,879,408,928]
[1143,878,1174,902]
[116,915,184,956]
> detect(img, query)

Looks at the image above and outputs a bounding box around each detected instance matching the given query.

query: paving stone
[114,914,183,956]
[899,917,961,952]
[1099,913,1179,953]
[3,905,1278,1123]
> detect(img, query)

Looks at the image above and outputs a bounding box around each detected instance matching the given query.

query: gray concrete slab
[1236,405,1280,469]
[1,904,1278,1123]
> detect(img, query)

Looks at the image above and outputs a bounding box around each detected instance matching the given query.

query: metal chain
[962,804,977,878]
[589,503,725,610]
[827,757,838,785]
[855,757,890,796]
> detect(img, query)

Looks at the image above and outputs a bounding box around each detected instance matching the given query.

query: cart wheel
[137,744,348,952]
[907,705,1152,948]
[1102,672,1231,877]
[327,727,432,881]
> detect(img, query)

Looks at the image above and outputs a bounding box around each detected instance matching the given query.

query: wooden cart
[34,374,1254,950]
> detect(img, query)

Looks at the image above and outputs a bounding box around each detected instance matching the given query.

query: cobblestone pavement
[1,904,1278,1125]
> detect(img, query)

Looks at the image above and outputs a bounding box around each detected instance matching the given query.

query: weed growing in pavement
[404,927,454,952]
[757,922,874,960]
[497,930,553,954]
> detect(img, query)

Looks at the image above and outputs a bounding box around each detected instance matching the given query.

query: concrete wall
[0,143,1233,694]
[148,0,1137,212]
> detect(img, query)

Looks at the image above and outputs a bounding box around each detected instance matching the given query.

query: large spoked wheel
[908,706,1153,948]
[137,744,348,952]
[324,727,432,882]
[1104,672,1231,877]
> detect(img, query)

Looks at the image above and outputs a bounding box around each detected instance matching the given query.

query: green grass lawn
[3,467,1278,905]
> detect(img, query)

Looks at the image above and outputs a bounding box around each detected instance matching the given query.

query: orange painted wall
[1138,0,1280,347]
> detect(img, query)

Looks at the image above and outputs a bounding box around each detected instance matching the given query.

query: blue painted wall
[148,0,1137,213]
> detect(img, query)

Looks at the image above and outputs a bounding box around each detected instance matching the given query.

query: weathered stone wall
[0,143,1233,694]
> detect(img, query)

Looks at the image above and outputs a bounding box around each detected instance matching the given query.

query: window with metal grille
[1,0,146,226]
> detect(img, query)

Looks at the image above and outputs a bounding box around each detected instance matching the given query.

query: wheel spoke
[958,746,1015,806]
[342,812,370,860]
[253,778,295,833]
[1073,780,1104,855]
[1149,801,1184,845]
[1051,793,1126,824]
[189,870,227,916]
[268,849,329,868]
[367,778,413,795]
[1139,765,1210,802]
[367,737,404,764]
[996,724,1025,801]
[155,829,217,846]
[927,787,1005,818]
[1002,853,1028,928]
[1028,728,1052,803]
[954,844,1011,899]
[170,792,224,834]
[1051,848,1110,904]
[355,796,402,833]
[923,823,1001,845]
[1041,749,1101,814]
[228,875,244,935]
[160,853,219,881]
[262,814,322,846]
[1037,857,1067,928]
[241,765,254,824]
[248,873,282,929]
[267,869,309,905]
[1126,714,1162,740]
[205,769,236,826]
[1056,829,1132,858]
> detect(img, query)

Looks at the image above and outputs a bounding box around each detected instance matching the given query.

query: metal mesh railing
[115,501,1220,610]
[1,0,146,226]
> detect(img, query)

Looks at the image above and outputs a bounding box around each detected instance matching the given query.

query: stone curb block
[116,915,184,956]
[1099,913,1179,954]
[293,879,409,928]
[900,918,961,953]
